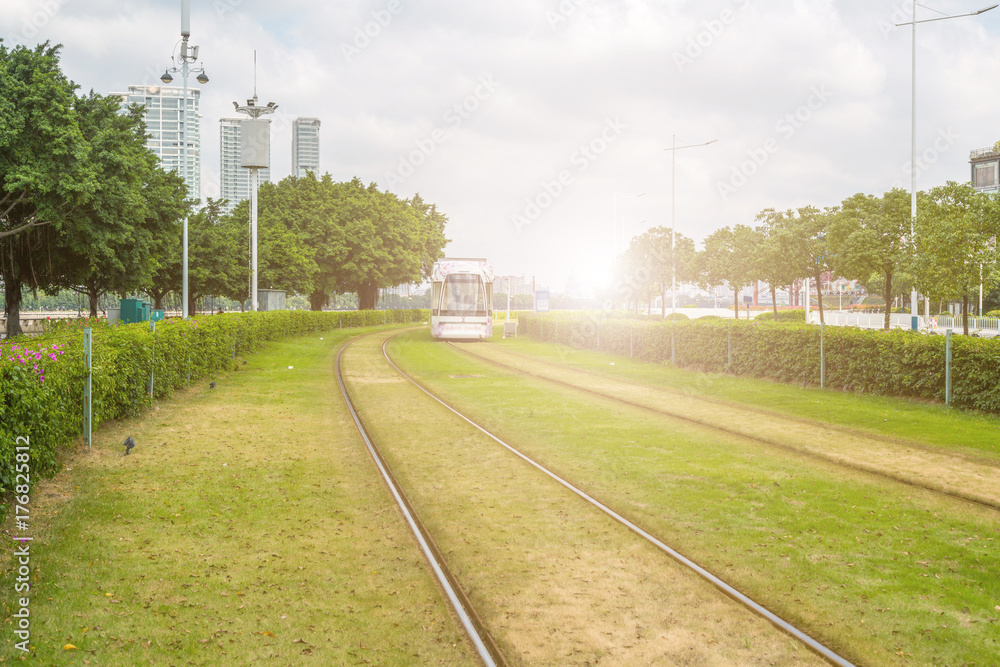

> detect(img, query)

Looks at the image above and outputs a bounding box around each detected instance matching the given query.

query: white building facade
[219,118,270,213]
[114,85,203,200]
[292,117,321,178]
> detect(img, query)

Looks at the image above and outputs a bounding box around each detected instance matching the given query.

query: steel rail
[452,342,1000,514]
[335,341,504,667]
[382,338,857,667]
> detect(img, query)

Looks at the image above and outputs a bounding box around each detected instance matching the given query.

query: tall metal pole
[671,134,677,314]
[182,40,190,318]
[250,167,259,310]
[897,3,998,330]
[909,5,918,330]
[664,137,716,314]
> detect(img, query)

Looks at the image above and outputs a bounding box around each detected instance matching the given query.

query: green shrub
[664,312,690,322]
[0,309,427,493]
[519,312,1000,415]
[754,310,806,322]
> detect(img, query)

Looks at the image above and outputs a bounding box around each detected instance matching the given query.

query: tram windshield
[441,274,486,316]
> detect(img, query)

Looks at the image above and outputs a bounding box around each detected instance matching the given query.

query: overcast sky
[3,0,1000,293]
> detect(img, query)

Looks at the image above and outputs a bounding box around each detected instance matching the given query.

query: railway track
[338,331,858,666]
[448,341,1000,514]
[336,339,507,667]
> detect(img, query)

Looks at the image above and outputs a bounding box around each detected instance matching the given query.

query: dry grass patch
[1,328,475,665]
[343,332,827,666]
[387,330,1000,666]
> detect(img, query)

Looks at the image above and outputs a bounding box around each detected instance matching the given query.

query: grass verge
[1,326,475,665]
[391,330,1000,666]
[343,332,826,666]
[492,328,1000,461]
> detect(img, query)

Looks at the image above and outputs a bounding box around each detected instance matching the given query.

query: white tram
[429,258,494,340]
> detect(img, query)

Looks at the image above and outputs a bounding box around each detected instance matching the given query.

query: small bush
[665,313,690,322]
[755,310,806,322]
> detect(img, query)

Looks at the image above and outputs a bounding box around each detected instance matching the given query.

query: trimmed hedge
[754,309,806,322]
[521,312,1000,415]
[0,309,427,493]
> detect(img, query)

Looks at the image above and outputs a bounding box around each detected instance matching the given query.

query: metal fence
[819,311,1000,337]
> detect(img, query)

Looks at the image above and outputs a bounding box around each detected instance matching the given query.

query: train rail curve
[450,341,1000,514]
[378,336,858,667]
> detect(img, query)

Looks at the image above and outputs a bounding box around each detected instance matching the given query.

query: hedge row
[520,312,1000,415]
[0,309,427,493]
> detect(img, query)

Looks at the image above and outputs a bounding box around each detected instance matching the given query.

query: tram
[429,258,494,340]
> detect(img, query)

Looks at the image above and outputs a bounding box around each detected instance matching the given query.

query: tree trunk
[87,288,100,319]
[770,284,778,318]
[309,290,327,312]
[4,276,23,338]
[883,273,893,331]
[962,291,970,337]
[734,286,740,320]
[358,283,379,310]
[814,269,825,325]
[661,288,667,319]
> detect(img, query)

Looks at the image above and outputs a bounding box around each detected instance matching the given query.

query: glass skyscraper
[114,85,203,201]
[219,118,271,214]
[292,117,321,178]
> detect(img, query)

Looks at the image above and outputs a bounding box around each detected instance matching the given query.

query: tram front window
[441,274,485,316]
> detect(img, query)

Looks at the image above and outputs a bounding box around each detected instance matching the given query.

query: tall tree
[697,224,759,320]
[0,41,93,336]
[833,188,911,331]
[782,206,834,324]
[913,181,1000,335]
[48,92,182,316]
[628,226,696,317]
[752,213,800,318]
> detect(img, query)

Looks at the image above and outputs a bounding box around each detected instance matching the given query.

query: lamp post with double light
[160,0,209,319]
[665,135,716,313]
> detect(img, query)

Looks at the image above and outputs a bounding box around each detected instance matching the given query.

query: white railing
[821,311,924,331]
[819,311,1000,337]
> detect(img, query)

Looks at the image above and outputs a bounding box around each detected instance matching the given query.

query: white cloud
[3,0,999,291]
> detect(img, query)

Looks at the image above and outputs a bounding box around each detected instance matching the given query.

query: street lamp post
[161,0,209,319]
[896,2,997,330]
[664,135,716,314]
[233,67,277,312]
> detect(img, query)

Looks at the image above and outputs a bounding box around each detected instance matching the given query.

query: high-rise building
[292,117,321,178]
[219,118,270,213]
[970,146,1000,193]
[114,84,203,200]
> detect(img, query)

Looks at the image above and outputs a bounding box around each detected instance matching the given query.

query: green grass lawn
[491,329,1000,462]
[342,332,827,666]
[1,327,475,665]
[389,330,1000,666]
